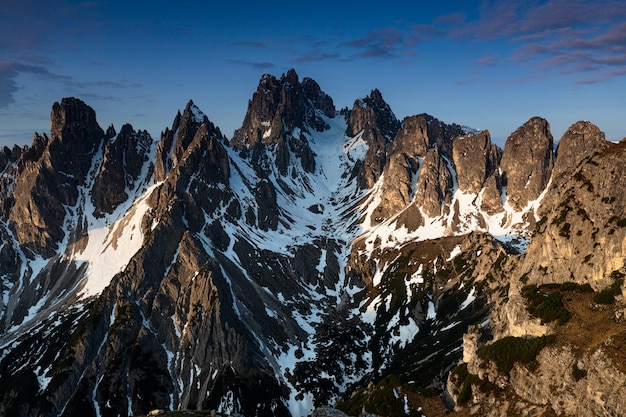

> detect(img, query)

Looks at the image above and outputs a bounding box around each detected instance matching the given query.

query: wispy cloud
[445,0,626,84]
[226,59,275,70]
[0,55,144,109]
[293,51,342,64]
[340,24,441,61]
[476,55,499,67]
[0,59,59,107]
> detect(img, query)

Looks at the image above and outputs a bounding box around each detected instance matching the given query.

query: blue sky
[1,0,625,148]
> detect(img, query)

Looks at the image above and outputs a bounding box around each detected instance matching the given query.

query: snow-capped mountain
[1,69,625,417]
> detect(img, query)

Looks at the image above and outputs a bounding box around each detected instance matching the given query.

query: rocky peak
[154,100,214,182]
[231,69,335,150]
[6,98,105,257]
[91,123,153,217]
[419,113,466,158]
[500,117,554,210]
[452,130,499,194]
[392,115,430,157]
[229,70,333,178]
[301,77,335,120]
[48,97,104,181]
[346,89,401,189]
[172,101,213,164]
[105,124,116,139]
[373,115,429,221]
[346,89,400,141]
[552,120,608,187]
[416,144,454,218]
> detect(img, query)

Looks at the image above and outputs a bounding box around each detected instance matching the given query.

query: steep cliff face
[452,131,499,195]
[0,70,624,417]
[521,138,626,289]
[92,124,153,217]
[445,134,626,417]
[500,117,553,211]
[345,89,401,189]
[7,98,103,257]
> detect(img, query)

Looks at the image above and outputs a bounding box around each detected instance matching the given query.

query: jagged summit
[0,70,624,417]
[231,68,335,149]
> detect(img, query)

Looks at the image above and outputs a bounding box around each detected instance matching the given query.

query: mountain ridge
[0,69,624,417]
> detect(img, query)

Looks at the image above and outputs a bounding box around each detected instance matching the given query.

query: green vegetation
[477,335,556,374]
[573,171,594,192]
[593,278,624,305]
[560,281,593,292]
[602,196,616,204]
[606,216,626,228]
[493,253,507,271]
[519,272,530,284]
[559,222,571,238]
[449,363,497,405]
[572,363,587,381]
[450,363,474,405]
[336,375,424,417]
[552,196,572,227]
[576,208,590,221]
[521,285,571,325]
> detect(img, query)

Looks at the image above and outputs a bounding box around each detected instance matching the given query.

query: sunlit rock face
[500,116,554,211]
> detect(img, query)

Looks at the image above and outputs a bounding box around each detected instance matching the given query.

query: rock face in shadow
[230,68,334,176]
[92,124,152,217]
[346,89,401,189]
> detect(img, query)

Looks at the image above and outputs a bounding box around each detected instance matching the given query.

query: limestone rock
[552,120,608,187]
[480,173,503,215]
[91,123,152,216]
[415,145,453,218]
[230,69,334,176]
[521,139,626,289]
[346,89,400,189]
[311,407,350,417]
[420,113,465,158]
[452,131,499,194]
[373,116,427,221]
[8,98,104,257]
[500,117,554,210]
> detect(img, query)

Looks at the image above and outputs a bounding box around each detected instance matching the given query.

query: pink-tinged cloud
[476,55,499,67]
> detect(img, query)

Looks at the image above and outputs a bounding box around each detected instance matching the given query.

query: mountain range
[1,69,625,417]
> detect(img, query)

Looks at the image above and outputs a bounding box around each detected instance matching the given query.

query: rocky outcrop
[500,117,554,210]
[415,145,453,218]
[420,113,465,158]
[552,121,608,187]
[346,89,400,189]
[451,307,626,417]
[373,116,428,221]
[91,124,152,216]
[393,115,430,156]
[452,131,500,195]
[155,100,209,182]
[230,69,334,176]
[8,97,104,257]
[520,139,626,289]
